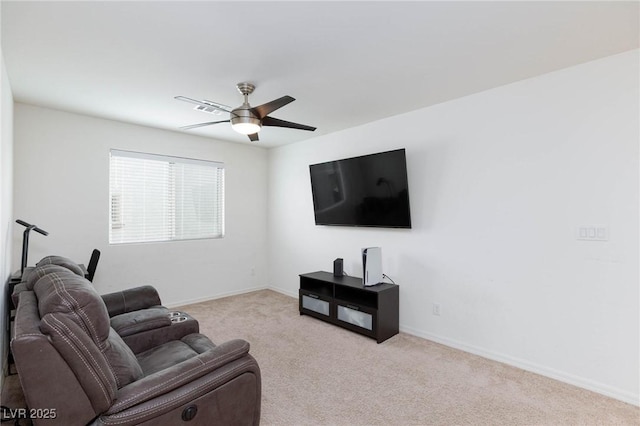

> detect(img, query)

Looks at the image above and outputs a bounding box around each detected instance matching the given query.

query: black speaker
[333,258,343,277]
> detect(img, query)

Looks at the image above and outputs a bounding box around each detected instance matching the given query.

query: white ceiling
[2,1,638,148]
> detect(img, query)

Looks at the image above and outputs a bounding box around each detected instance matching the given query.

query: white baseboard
[165,285,268,308]
[399,324,639,407]
[267,285,297,299]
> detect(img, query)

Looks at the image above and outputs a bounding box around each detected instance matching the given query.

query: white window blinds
[109,150,224,244]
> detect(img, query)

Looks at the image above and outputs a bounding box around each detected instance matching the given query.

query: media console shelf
[299,271,399,343]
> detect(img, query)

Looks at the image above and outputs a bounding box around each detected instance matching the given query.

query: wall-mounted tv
[309,149,412,228]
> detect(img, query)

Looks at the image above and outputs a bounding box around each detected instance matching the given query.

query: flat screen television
[309,149,412,228]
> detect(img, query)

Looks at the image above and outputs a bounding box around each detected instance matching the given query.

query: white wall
[13,105,268,305]
[267,50,639,404]
[1,48,15,380]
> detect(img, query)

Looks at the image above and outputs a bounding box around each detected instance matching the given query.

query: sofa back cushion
[35,271,110,343]
[14,291,104,424]
[39,310,118,413]
[35,270,143,391]
[104,328,144,387]
[36,255,85,276]
[24,264,76,290]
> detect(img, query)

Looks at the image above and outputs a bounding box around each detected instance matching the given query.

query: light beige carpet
[180,289,639,425]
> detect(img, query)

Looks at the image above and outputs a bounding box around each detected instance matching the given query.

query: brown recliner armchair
[11,267,261,425]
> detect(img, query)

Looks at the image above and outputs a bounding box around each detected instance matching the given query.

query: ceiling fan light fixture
[230,117,261,135]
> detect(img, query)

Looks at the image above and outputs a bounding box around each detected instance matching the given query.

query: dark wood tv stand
[299,271,399,343]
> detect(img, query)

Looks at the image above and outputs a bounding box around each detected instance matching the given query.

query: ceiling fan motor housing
[230,107,261,127]
[230,82,261,134]
[230,103,262,135]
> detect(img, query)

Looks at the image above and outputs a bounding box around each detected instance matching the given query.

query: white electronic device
[361,247,382,287]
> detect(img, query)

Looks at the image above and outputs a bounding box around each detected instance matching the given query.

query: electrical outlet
[433,303,441,316]
[250,267,255,276]
[577,225,608,241]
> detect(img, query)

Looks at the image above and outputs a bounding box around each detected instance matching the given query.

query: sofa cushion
[40,310,118,412]
[104,329,144,388]
[35,271,111,343]
[24,264,75,290]
[35,270,144,388]
[12,264,73,307]
[36,255,85,276]
[136,334,216,376]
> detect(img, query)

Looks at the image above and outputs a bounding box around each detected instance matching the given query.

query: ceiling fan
[176,82,316,142]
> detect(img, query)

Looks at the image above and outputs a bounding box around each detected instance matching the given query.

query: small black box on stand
[333,258,343,277]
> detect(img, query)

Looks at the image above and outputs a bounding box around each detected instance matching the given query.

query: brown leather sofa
[11,265,261,425]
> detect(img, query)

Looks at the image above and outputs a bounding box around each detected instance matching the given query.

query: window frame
[109,149,225,245]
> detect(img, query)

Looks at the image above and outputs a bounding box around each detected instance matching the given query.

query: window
[109,149,224,244]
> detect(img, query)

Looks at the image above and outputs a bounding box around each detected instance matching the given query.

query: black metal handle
[15,219,49,275]
[16,219,48,236]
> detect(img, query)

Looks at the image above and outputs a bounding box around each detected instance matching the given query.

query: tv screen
[309,149,412,228]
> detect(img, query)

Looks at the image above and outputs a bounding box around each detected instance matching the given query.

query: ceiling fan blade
[248,133,259,142]
[262,116,316,132]
[180,120,230,130]
[175,96,232,112]
[251,96,295,118]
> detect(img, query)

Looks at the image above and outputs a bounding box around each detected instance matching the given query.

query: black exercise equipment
[15,219,48,276]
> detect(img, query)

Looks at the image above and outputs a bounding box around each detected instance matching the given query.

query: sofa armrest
[101,285,162,317]
[106,339,252,414]
[11,282,27,308]
[111,307,171,337]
